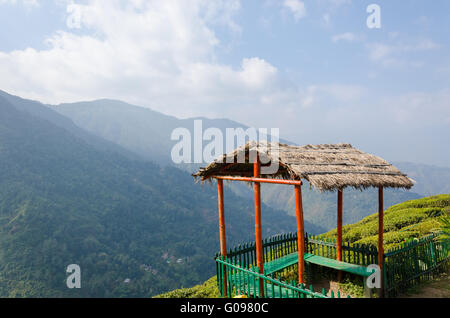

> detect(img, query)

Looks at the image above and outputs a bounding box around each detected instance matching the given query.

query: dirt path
[311,271,450,298]
[399,272,450,298]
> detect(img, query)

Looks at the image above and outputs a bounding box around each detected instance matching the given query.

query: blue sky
[0,0,449,167]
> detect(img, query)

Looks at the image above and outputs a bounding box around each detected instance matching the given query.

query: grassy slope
[157,194,450,298]
[154,276,220,298]
[321,194,449,251]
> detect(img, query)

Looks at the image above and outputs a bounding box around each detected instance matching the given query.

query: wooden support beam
[214,176,302,186]
[337,189,343,281]
[337,190,343,261]
[295,184,306,284]
[217,179,227,257]
[217,179,227,297]
[253,157,265,297]
[378,186,384,298]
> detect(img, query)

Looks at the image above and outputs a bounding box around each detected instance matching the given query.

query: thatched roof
[193,142,414,191]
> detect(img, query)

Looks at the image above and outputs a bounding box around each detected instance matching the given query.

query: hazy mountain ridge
[0,91,140,161]
[53,99,293,166]
[392,162,450,197]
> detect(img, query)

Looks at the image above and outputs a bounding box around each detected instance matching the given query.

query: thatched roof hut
[195,142,414,296]
[193,142,414,191]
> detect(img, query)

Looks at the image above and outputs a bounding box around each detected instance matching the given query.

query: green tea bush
[323,194,450,248]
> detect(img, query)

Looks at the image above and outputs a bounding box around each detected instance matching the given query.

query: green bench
[262,252,299,275]
[258,252,376,297]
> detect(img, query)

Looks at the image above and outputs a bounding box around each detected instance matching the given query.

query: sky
[0,0,449,167]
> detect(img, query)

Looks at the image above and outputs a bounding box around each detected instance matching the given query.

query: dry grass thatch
[193,142,415,191]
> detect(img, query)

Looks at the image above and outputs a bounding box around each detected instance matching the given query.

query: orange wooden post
[218,179,227,256]
[295,184,305,284]
[217,179,227,297]
[337,189,343,281]
[378,186,384,297]
[253,157,265,297]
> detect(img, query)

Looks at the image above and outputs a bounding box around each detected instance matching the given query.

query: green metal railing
[384,233,450,297]
[216,232,450,298]
[220,232,378,269]
[222,233,298,270]
[216,256,343,298]
[307,234,378,266]
[215,232,363,298]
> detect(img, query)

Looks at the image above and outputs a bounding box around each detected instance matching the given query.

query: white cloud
[0,0,38,7]
[0,0,283,118]
[332,32,357,43]
[378,90,450,126]
[293,84,366,109]
[6,0,370,125]
[239,58,277,88]
[320,0,351,27]
[283,0,306,22]
[414,39,440,51]
[327,0,351,6]
[367,39,440,67]
[367,43,393,61]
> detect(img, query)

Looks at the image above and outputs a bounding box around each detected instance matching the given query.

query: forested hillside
[0,93,310,297]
